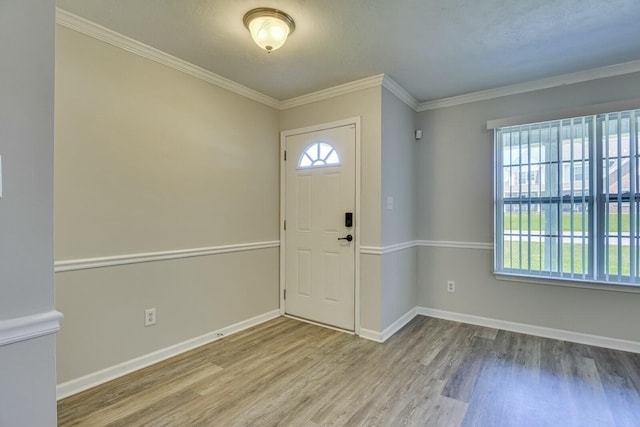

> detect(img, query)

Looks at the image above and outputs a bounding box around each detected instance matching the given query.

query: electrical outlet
[145,308,156,326]
[447,280,455,293]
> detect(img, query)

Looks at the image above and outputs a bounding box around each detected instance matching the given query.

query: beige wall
[0,0,58,425]
[416,71,640,341]
[55,27,281,383]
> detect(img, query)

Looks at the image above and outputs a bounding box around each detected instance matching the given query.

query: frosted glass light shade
[243,8,295,53]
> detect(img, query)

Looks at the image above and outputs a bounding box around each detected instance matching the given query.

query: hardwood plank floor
[58,316,640,426]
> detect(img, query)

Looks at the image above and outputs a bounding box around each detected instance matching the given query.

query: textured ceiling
[57,0,640,102]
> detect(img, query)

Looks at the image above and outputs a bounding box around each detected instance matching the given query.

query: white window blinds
[494,109,640,286]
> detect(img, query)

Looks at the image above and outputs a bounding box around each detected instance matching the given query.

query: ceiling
[57,0,640,102]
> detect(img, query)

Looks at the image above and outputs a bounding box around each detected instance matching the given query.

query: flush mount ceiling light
[243,7,295,53]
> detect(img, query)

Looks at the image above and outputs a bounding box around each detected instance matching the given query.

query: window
[495,109,640,286]
[298,142,340,169]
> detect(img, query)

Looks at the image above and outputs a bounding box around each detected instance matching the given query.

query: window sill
[494,272,640,294]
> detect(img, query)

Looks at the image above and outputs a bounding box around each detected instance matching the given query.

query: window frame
[494,109,640,290]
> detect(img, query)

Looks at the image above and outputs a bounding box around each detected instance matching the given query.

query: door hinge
[284,150,287,161]
[284,219,286,230]
[284,289,286,300]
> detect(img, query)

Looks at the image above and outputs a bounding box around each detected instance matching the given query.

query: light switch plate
[386,196,394,210]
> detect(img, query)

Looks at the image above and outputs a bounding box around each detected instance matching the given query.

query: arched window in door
[298,142,340,169]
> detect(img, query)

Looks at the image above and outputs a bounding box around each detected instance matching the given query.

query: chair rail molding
[360,240,493,255]
[0,311,63,347]
[55,241,280,272]
[360,241,418,255]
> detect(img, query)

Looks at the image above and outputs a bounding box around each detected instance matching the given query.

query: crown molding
[279,74,386,110]
[417,60,640,112]
[487,98,640,129]
[57,8,640,115]
[280,73,420,111]
[55,8,280,109]
[56,9,410,112]
[381,75,419,111]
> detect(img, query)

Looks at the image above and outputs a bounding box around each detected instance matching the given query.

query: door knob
[338,234,353,242]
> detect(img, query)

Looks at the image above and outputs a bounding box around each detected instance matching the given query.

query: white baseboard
[358,328,383,342]
[57,305,639,400]
[417,307,640,354]
[359,307,418,343]
[381,307,419,342]
[56,309,280,400]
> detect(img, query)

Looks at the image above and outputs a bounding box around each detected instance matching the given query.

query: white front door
[284,123,356,331]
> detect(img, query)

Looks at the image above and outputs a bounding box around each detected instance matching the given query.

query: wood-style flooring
[58,316,640,426]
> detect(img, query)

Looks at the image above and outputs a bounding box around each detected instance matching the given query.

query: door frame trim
[279,117,362,336]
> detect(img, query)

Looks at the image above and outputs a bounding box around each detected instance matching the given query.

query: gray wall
[0,0,55,318]
[381,88,418,247]
[381,249,417,330]
[57,251,278,382]
[380,88,418,330]
[53,14,640,395]
[280,87,420,333]
[280,88,383,248]
[55,27,280,258]
[0,0,58,425]
[416,72,640,341]
[55,27,281,383]
[280,87,383,331]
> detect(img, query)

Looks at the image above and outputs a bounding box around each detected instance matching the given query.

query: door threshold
[284,314,355,335]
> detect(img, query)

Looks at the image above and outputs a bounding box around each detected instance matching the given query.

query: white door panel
[285,124,356,330]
